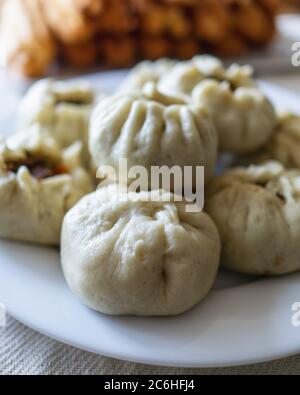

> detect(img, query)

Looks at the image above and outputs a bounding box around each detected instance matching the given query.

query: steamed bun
[158,56,276,154]
[0,132,93,246]
[206,162,300,275]
[18,79,95,164]
[118,59,175,94]
[89,87,218,184]
[61,185,221,316]
[249,113,300,169]
[158,55,239,98]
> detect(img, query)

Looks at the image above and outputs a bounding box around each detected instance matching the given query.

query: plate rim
[6,286,300,369]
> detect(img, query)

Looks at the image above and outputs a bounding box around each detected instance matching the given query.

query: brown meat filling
[3,155,69,180]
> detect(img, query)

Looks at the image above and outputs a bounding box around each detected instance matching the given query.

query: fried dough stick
[0,0,56,77]
[41,0,103,44]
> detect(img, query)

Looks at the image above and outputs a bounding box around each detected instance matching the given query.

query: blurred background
[0,0,299,79]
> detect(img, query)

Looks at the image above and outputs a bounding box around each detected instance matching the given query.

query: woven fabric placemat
[0,316,299,375]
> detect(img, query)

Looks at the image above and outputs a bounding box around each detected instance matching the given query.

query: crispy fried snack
[258,0,280,13]
[40,0,103,44]
[100,36,137,67]
[62,41,98,68]
[42,0,137,43]
[0,0,279,77]
[214,34,248,57]
[277,0,299,12]
[227,0,276,44]
[140,35,173,60]
[173,38,200,59]
[194,0,233,45]
[133,1,191,38]
[133,0,192,6]
[0,0,56,77]
[95,0,137,34]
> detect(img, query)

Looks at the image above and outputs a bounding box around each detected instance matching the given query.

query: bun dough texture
[158,55,276,154]
[61,185,221,316]
[0,133,93,246]
[249,113,300,169]
[206,161,300,275]
[90,87,218,184]
[158,55,237,98]
[18,79,95,165]
[118,59,175,94]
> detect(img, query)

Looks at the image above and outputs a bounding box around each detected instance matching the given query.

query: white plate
[0,71,300,368]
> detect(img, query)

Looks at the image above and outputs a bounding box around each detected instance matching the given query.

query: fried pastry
[229,0,276,44]
[62,41,98,68]
[173,38,200,60]
[140,35,173,60]
[0,0,56,77]
[0,0,279,76]
[40,0,101,44]
[135,1,191,39]
[101,36,137,68]
[279,0,300,12]
[194,0,233,45]
[258,0,280,13]
[95,0,137,34]
[213,34,247,57]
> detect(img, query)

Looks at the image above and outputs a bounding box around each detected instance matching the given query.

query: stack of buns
[0,0,280,78]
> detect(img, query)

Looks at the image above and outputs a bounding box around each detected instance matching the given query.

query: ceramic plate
[0,71,300,367]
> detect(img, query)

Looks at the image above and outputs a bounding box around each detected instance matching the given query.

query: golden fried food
[0,0,56,77]
[194,0,233,45]
[140,36,173,60]
[276,0,299,13]
[101,36,137,67]
[229,0,276,44]
[95,0,137,34]
[0,0,279,77]
[62,41,98,68]
[257,0,280,13]
[132,0,196,9]
[139,4,167,35]
[214,34,248,57]
[40,0,101,44]
[135,1,191,39]
[173,38,200,59]
[165,5,191,38]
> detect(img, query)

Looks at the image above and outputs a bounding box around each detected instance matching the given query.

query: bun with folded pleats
[61,185,221,316]
[206,161,300,275]
[158,55,277,154]
[90,85,218,185]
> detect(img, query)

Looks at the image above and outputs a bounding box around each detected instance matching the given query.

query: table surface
[0,72,300,375]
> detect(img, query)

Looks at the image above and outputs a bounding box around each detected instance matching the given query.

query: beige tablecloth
[1,74,300,375]
[1,316,300,375]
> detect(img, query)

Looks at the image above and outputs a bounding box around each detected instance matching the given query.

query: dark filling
[211,77,237,91]
[276,192,286,203]
[4,156,69,180]
[55,99,88,106]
